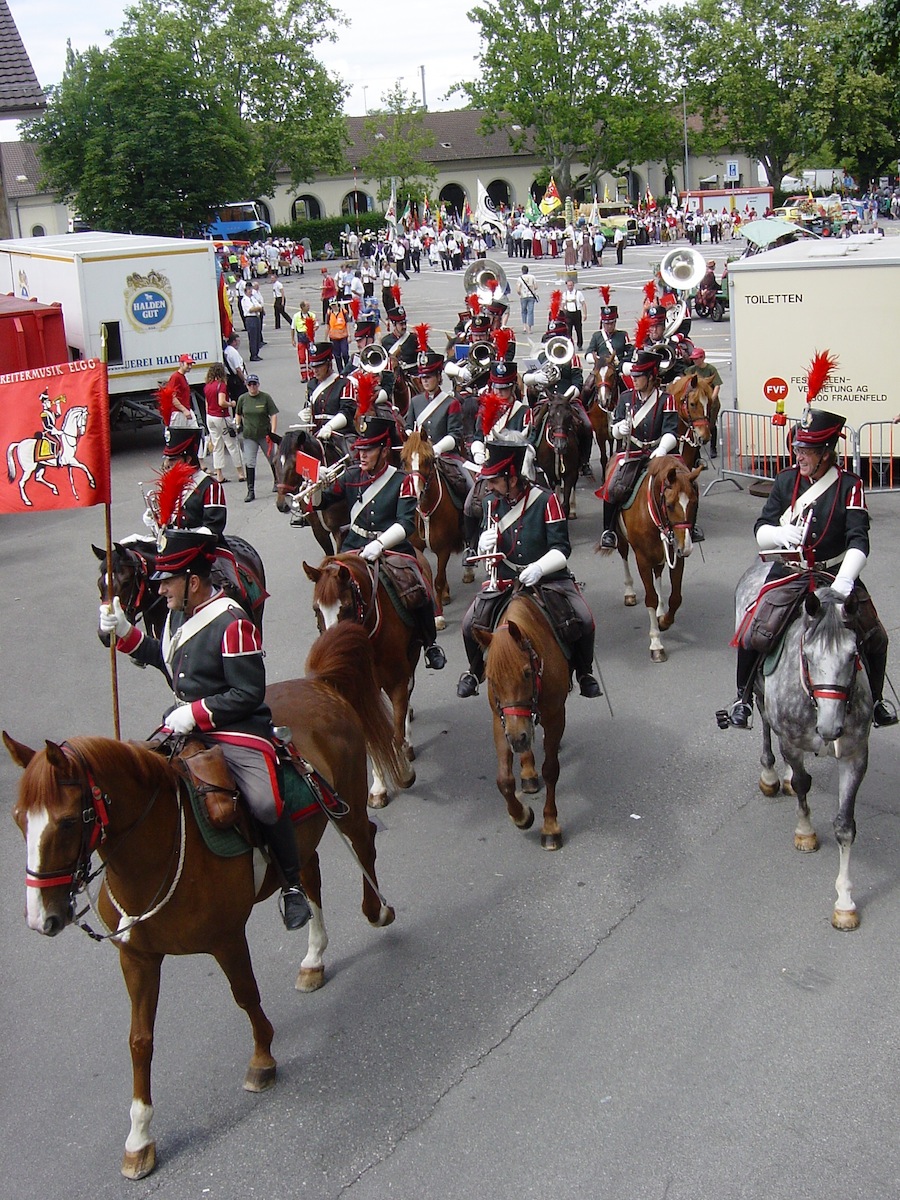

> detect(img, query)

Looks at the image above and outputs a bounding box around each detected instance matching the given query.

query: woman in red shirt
[204,363,246,483]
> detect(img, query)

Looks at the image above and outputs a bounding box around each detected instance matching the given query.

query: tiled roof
[345,110,535,168]
[0,140,42,196]
[0,0,45,118]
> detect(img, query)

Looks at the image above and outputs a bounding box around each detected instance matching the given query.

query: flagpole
[100,325,121,740]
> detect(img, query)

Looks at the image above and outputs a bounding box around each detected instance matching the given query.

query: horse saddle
[435,458,469,509]
[379,552,430,614]
[35,435,59,464]
[598,455,648,506]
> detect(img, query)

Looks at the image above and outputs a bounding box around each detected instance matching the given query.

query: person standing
[614,224,626,265]
[204,363,245,484]
[326,299,350,370]
[235,373,278,502]
[240,284,264,362]
[290,302,317,382]
[320,269,338,323]
[560,278,588,350]
[224,333,247,408]
[516,264,539,335]
[271,275,287,331]
[163,354,197,425]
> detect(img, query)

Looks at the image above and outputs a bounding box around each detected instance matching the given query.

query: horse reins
[647,473,694,569]
[492,624,543,728]
[799,630,861,710]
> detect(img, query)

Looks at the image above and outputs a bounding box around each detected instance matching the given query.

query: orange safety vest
[328,310,348,340]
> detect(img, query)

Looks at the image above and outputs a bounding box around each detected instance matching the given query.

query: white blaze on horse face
[317,600,341,629]
[24,806,50,930]
[411,451,422,500]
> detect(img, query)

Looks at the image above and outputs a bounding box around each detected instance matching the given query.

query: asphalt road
[1,244,898,1199]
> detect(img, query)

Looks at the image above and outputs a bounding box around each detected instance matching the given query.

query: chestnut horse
[303,553,424,807]
[535,393,582,518]
[3,622,402,1181]
[583,353,618,475]
[274,426,350,554]
[474,590,570,850]
[400,428,469,614]
[670,372,715,468]
[598,455,702,662]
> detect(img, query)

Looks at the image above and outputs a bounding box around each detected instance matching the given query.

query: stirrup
[728,699,753,729]
[873,699,898,728]
[578,673,601,698]
[599,530,617,550]
[457,671,479,698]
[280,885,311,930]
[424,644,447,670]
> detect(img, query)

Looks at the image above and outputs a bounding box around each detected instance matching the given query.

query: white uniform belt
[819,553,845,572]
[350,523,381,539]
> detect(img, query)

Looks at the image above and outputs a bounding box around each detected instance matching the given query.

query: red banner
[0,360,111,514]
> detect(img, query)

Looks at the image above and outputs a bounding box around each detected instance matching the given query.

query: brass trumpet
[359,344,388,373]
[543,334,575,384]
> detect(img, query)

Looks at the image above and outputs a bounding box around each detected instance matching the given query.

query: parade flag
[588,195,600,227]
[423,192,431,224]
[0,359,111,514]
[436,203,444,232]
[603,184,611,203]
[539,176,562,215]
[526,194,541,222]
[217,270,233,341]
[645,188,657,212]
[462,197,473,232]
[400,197,411,227]
[476,178,505,234]
[385,186,397,225]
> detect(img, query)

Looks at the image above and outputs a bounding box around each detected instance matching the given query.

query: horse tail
[305,622,406,787]
[6,441,17,482]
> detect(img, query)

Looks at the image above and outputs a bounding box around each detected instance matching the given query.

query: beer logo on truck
[125,269,173,332]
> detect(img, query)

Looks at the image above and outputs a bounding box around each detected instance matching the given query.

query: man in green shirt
[689,347,722,458]
[235,374,279,502]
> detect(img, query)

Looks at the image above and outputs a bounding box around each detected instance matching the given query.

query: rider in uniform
[728,407,896,728]
[523,316,593,474]
[597,349,680,549]
[312,415,447,670]
[147,426,227,537]
[98,527,312,930]
[36,390,63,463]
[586,304,632,365]
[298,342,355,446]
[456,430,601,699]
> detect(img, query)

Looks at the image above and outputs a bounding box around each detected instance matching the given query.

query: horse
[400,428,469,610]
[7,406,96,507]
[669,372,713,469]
[93,534,267,639]
[583,353,618,476]
[302,553,423,807]
[598,454,703,662]
[273,426,350,555]
[734,562,874,929]
[534,393,582,518]
[3,621,403,1181]
[474,589,571,850]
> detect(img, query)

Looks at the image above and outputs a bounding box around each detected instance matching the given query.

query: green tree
[356,84,438,208]
[454,0,675,199]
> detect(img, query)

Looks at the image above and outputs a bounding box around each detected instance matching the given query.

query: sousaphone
[462,258,508,297]
[659,246,706,337]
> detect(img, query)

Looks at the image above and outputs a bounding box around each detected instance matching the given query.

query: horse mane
[401,427,433,465]
[485,596,553,685]
[18,737,177,813]
[808,591,854,651]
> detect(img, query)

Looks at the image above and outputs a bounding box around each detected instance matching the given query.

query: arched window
[342,191,373,216]
[30,224,46,237]
[486,179,511,210]
[292,195,322,221]
[439,183,467,223]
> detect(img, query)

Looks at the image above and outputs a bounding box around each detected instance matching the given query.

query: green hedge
[270,212,388,254]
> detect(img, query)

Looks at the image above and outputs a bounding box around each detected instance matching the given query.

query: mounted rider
[98,526,312,930]
[457,430,601,700]
[522,297,593,473]
[585,293,633,368]
[35,389,63,464]
[311,414,447,671]
[727,401,896,729]
[298,341,355,449]
[405,326,474,504]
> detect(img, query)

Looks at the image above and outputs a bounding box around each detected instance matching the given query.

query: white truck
[0,232,222,427]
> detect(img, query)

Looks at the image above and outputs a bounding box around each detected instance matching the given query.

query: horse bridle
[799,630,861,710]
[491,625,543,729]
[677,392,710,450]
[647,473,695,568]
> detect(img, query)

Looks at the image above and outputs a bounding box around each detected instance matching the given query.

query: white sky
[4,0,484,128]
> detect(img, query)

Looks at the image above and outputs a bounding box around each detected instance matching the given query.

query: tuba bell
[468,341,493,378]
[543,334,575,384]
[462,257,508,297]
[659,246,707,293]
[359,344,388,373]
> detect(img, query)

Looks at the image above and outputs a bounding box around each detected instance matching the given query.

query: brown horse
[400,428,469,614]
[302,552,424,807]
[534,393,582,518]
[583,353,619,475]
[474,591,571,850]
[3,621,402,1181]
[273,427,350,554]
[669,372,714,469]
[598,454,702,662]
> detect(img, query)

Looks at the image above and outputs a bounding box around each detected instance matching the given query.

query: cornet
[289,454,350,524]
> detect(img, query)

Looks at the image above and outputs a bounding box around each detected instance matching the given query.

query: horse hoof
[659,614,674,631]
[832,906,860,931]
[650,648,667,663]
[462,566,475,584]
[435,615,447,631]
[373,904,396,928]
[521,775,541,795]
[794,832,819,853]
[404,744,416,763]
[782,778,796,797]
[624,594,637,607]
[296,966,325,992]
[513,805,535,830]
[758,778,781,798]
[541,832,563,851]
[368,792,389,809]
[243,1063,277,1092]
[121,1143,156,1180]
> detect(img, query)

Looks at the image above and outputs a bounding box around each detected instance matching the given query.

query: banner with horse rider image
[1,360,111,513]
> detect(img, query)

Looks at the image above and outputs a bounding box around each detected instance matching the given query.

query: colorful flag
[1,359,111,514]
[436,203,444,232]
[645,188,657,212]
[423,193,431,225]
[385,186,397,225]
[217,270,233,341]
[539,176,562,216]
[603,184,611,204]
[476,178,504,233]
[526,194,541,222]
[588,196,600,227]
[400,197,411,227]
[462,198,473,232]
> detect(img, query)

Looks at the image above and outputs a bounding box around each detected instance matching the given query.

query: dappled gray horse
[734,561,873,929]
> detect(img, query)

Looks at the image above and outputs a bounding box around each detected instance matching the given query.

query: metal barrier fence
[712,411,897,492]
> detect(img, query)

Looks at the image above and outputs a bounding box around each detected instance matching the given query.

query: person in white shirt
[560,279,587,349]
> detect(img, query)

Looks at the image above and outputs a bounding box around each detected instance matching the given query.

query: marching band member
[298,342,355,446]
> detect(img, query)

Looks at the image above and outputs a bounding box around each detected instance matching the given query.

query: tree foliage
[356,84,438,207]
[455,0,677,198]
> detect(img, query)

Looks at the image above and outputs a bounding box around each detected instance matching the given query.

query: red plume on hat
[599,286,611,306]
[304,315,316,340]
[634,315,651,349]
[549,289,562,323]
[479,391,506,437]
[350,297,361,320]
[355,372,378,417]
[155,381,177,425]
[391,285,402,305]
[414,322,431,353]
[467,293,481,315]
[154,461,195,529]
[643,280,657,304]
[492,327,513,360]
[806,350,839,403]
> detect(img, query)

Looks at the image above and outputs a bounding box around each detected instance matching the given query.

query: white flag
[476,178,504,233]
[385,185,397,225]
[588,195,600,227]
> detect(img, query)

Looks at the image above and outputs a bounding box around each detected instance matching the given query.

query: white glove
[651,433,678,458]
[359,539,384,562]
[319,412,347,440]
[832,547,866,597]
[756,524,804,551]
[524,370,549,388]
[478,527,498,555]
[298,406,313,423]
[164,705,196,735]
[563,385,578,400]
[518,562,543,587]
[830,575,853,599]
[142,506,157,530]
[99,597,132,639]
[318,424,333,440]
[432,435,456,457]
[519,548,567,588]
[471,440,486,466]
[612,419,630,440]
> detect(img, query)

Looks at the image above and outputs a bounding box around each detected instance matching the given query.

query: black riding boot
[572,632,601,697]
[599,502,619,549]
[726,646,756,728]
[864,644,898,726]
[244,467,256,503]
[414,602,446,669]
[265,810,311,929]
